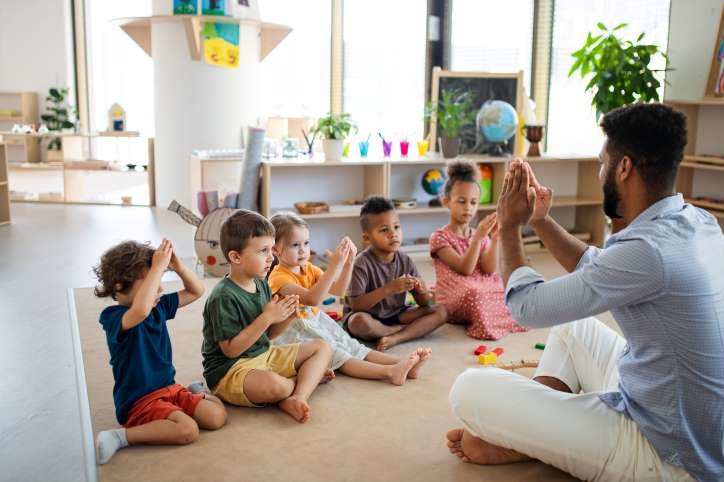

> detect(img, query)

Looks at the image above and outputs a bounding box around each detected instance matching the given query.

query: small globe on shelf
[421,168,446,196]
[476,100,519,156]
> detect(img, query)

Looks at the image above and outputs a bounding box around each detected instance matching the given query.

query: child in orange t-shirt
[268,212,430,385]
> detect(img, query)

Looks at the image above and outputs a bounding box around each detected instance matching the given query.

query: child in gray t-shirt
[344,197,448,351]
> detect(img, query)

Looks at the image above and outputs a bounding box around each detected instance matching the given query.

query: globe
[477,100,519,144]
[422,168,446,196]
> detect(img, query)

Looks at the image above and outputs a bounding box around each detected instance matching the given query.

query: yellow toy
[477,352,497,365]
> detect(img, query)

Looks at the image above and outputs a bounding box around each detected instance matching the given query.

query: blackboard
[429,68,524,156]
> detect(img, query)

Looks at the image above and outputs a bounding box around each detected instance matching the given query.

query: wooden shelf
[114,15,291,61]
[688,198,724,212]
[665,98,724,106]
[8,162,63,171]
[680,161,724,172]
[0,116,23,122]
[262,155,598,167]
[0,131,140,138]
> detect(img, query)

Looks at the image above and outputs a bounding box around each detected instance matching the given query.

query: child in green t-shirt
[202,210,333,423]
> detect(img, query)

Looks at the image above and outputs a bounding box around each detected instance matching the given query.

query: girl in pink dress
[429,162,527,340]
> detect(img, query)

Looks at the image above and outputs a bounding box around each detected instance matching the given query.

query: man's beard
[603,166,622,219]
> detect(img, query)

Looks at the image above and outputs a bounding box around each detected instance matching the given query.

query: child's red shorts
[123,384,203,428]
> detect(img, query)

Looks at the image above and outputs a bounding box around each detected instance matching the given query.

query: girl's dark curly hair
[93,240,155,300]
[443,161,480,197]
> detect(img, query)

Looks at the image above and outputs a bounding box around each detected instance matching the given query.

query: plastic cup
[358,140,369,157]
[400,140,410,157]
[417,140,429,157]
[382,140,392,157]
[342,142,350,157]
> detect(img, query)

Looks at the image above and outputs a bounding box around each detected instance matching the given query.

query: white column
[151,0,262,207]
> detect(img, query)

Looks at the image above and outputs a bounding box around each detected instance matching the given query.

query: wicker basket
[294,201,330,214]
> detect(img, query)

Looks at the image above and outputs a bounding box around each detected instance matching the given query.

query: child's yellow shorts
[213,344,299,407]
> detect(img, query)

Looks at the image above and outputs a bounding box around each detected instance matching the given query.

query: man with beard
[446,103,724,481]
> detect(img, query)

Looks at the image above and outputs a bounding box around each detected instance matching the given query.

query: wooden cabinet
[259,155,605,253]
[667,99,724,227]
[0,92,40,164]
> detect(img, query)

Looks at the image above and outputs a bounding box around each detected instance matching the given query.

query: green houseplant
[425,88,475,158]
[40,87,76,160]
[310,113,357,161]
[568,22,670,118]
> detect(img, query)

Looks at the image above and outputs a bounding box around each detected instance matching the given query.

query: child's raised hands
[473,212,497,240]
[387,275,417,295]
[168,241,184,272]
[327,237,352,274]
[343,237,358,262]
[264,294,299,324]
[152,238,173,270]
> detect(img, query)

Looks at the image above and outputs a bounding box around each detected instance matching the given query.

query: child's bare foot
[445,428,531,464]
[377,331,403,352]
[379,324,404,337]
[386,352,420,386]
[279,396,311,423]
[320,368,335,384]
[407,347,432,379]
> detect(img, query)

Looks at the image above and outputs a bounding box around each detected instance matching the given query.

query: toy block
[322,296,336,305]
[473,345,487,355]
[478,352,498,365]
[534,342,546,350]
[497,359,540,370]
[325,311,341,321]
[492,347,504,356]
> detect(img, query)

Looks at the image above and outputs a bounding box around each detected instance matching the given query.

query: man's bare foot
[279,396,311,423]
[386,352,420,386]
[320,368,335,384]
[407,347,432,379]
[445,428,531,465]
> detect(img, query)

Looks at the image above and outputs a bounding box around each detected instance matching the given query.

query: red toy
[492,347,504,356]
[473,345,487,355]
[325,311,341,321]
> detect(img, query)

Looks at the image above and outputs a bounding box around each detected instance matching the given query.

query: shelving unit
[115,15,291,61]
[7,134,155,206]
[259,154,604,252]
[666,99,724,226]
[0,92,40,163]
[0,143,10,225]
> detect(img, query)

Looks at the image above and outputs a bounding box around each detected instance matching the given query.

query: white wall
[0,0,75,108]
[665,0,723,100]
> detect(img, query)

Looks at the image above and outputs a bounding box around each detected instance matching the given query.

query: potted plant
[425,88,475,158]
[310,113,357,161]
[40,87,76,162]
[568,22,670,118]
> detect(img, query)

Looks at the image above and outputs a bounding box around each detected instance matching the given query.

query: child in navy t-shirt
[93,238,227,465]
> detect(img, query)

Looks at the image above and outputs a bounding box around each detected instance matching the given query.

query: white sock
[96,428,128,465]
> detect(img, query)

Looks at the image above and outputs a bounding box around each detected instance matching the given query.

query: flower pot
[322,139,344,161]
[441,137,460,158]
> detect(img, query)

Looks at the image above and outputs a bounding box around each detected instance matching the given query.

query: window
[546,0,671,155]
[343,0,427,145]
[450,0,535,95]
[259,0,331,118]
[85,0,154,135]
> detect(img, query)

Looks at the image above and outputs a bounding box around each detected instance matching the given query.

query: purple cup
[400,140,410,157]
[382,140,392,157]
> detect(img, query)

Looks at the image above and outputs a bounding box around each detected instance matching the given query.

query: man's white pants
[449,317,694,482]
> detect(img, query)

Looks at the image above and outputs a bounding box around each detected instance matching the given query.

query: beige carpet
[74,254,615,482]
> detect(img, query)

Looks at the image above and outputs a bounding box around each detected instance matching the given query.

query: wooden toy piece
[322,296,336,305]
[535,342,546,350]
[492,347,504,356]
[473,345,487,356]
[497,359,539,371]
[478,352,498,365]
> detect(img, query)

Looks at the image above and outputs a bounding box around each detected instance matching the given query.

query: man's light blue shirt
[505,194,724,481]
